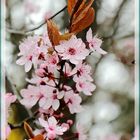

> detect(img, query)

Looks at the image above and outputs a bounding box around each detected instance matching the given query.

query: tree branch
[6,6,67,35]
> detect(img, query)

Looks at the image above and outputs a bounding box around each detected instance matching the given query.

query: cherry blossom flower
[63,62,76,77]
[46,53,59,72]
[86,28,107,55]
[6,93,17,108]
[39,87,64,111]
[42,32,52,47]
[39,116,67,139]
[16,35,50,72]
[74,77,96,96]
[20,84,63,111]
[64,91,83,114]
[55,35,89,64]
[73,62,93,81]
[5,93,17,118]
[20,85,43,109]
[38,108,54,116]
[26,74,56,86]
[16,36,40,72]
[76,123,87,140]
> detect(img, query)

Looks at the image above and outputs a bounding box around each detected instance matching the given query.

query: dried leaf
[67,0,77,15]
[47,20,61,46]
[32,134,44,140]
[70,8,95,33]
[24,122,34,138]
[72,0,94,24]
[60,33,74,40]
[75,0,86,15]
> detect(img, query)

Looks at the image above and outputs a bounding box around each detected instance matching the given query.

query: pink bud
[35,69,46,77]
[67,120,73,126]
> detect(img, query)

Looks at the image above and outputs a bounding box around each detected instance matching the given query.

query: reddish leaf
[47,20,61,46]
[67,0,77,15]
[72,0,94,24]
[60,33,74,40]
[24,122,34,139]
[75,0,86,14]
[32,134,44,140]
[70,8,95,33]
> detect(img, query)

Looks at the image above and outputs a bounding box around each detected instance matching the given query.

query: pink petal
[39,97,47,107]
[25,61,32,72]
[39,118,48,128]
[20,97,38,108]
[42,99,52,109]
[86,28,93,42]
[52,100,60,111]
[16,57,26,65]
[95,46,107,55]
[48,116,57,126]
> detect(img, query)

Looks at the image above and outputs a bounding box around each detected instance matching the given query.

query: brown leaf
[24,122,34,138]
[32,134,44,140]
[47,20,61,46]
[67,0,77,15]
[60,33,74,40]
[74,0,86,15]
[70,8,95,33]
[72,0,94,24]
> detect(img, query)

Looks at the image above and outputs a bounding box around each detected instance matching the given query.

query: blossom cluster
[6,28,106,140]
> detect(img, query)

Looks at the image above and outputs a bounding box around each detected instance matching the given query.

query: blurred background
[5,0,135,140]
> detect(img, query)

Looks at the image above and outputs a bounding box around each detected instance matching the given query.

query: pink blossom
[76,123,87,140]
[20,85,62,111]
[16,36,49,72]
[55,35,89,64]
[63,63,76,77]
[74,77,96,96]
[86,28,107,55]
[64,91,83,114]
[42,32,52,47]
[73,62,93,81]
[38,108,54,116]
[26,75,56,86]
[46,53,59,72]
[39,87,64,111]
[16,36,39,72]
[6,93,17,108]
[20,85,43,109]
[35,68,47,78]
[5,93,17,118]
[39,116,67,139]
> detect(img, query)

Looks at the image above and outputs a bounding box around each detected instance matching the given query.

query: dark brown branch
[6,6,67,35]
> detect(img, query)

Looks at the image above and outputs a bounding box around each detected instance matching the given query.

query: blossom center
[68,48,76,55]
[49,126,55,131]
[38,52,45,60]
[28,55,32,61]
[51,58,57,65]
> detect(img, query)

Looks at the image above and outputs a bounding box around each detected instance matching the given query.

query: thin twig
[6,6,67,35]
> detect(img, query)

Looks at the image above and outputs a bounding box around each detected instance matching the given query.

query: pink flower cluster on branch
[6,1,107,139]
[14,27,106,140]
